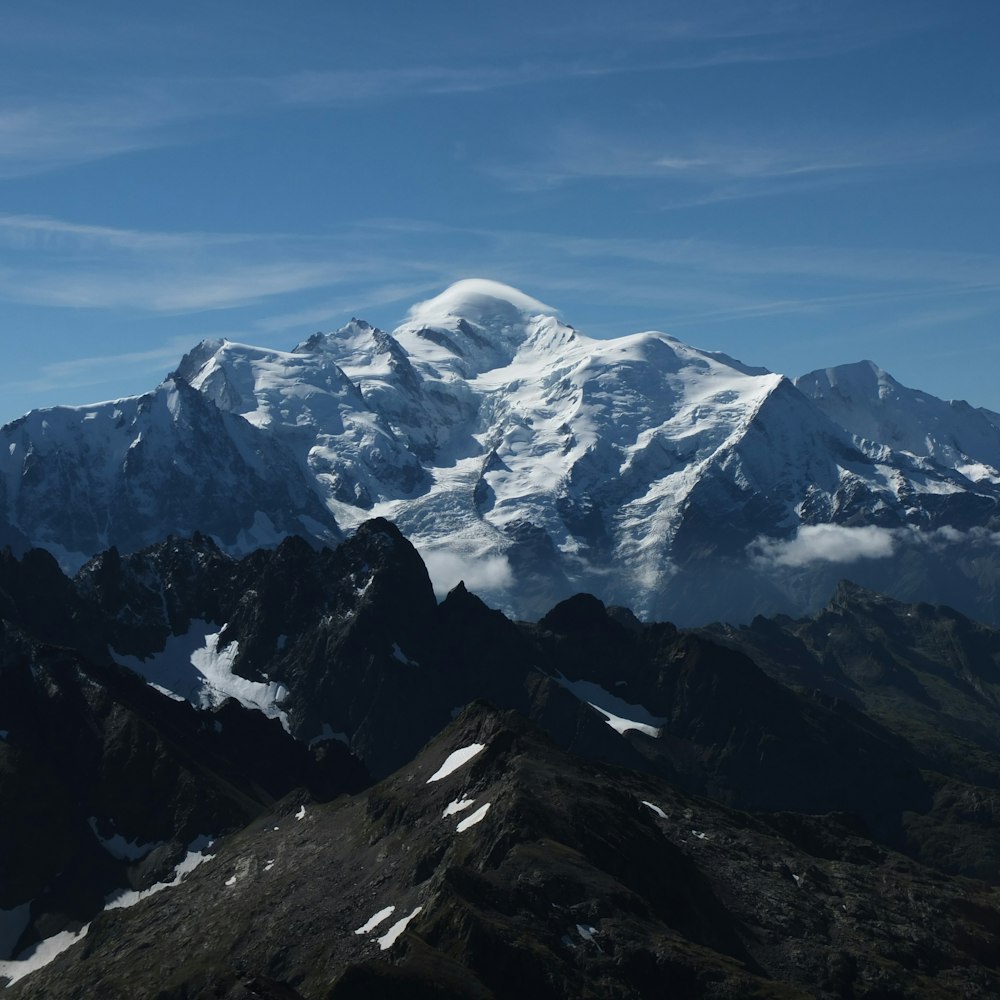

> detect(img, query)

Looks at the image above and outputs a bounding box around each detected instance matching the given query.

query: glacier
[2,278,999,625]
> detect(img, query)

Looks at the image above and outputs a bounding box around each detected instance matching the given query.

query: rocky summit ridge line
[2,278,1000,625]
[2,517,1000,995]
[10,703,1000,1000]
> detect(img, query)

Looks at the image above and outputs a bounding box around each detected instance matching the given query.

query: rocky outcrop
[4,523,1000,994]
[0,546,368,963]
[9,705,1000,999]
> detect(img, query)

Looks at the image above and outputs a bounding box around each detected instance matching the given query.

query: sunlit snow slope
[2,279,999,623]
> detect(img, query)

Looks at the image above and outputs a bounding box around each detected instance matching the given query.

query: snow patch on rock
[554,674,664,737]
[455,802,491,832]
[427,743,486,783]
[376,905,423,951]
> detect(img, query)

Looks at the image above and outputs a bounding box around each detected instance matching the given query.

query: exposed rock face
[0,377,340,569]
[705,579,1000,879]
[67,525,1000,877]
[795,360,1000,476]
[0,545,368,962]
[3,523,1000,995]
[8,705,1000,1000]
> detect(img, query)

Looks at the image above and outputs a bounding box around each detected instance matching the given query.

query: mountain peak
[294,320,377,356]
[4,281,1000,628]
[172,338,227,382]
[796,358,1000,478]
[390,280,562,377]
[795,360,895,399]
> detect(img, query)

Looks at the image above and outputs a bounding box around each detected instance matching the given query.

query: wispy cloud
[0,63,547,178]
[0,213,460,317]
[491,118,1000,200]
[543,232,1000,292]
[3,210,998,347]
[0,260,346,312]
[252,279,448,335]
[305,217,1000,332]
[0,0,941,179]
[526,0,937,75]
[0,213,258,252]
[420,546,514,598]
[273,62,611,105]
[4,335,198,395]
[0,53,657,178]
[749,523,1000,571]
[0,90,196,178]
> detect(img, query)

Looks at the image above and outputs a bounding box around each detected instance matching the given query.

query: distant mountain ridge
[2,278,999,625]
[4,523,1000,997]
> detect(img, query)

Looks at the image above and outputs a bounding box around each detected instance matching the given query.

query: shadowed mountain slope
[8,704,1000,1000]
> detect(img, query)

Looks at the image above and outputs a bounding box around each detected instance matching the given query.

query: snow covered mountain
[795,360,1000,487]
[0,377,340,566]
[2,279,999,624]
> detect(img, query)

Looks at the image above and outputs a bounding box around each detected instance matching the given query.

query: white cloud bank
[750,524,897,568]
[420,548,513,599]
[750,523,1000,570]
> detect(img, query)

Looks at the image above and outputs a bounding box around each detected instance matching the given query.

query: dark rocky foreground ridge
[2,519,1000,996]
[0,546,368,959]
[9,704,1000,1000]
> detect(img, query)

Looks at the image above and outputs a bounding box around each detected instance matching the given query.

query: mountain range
[3,280,1000,994]
[2,521,999,997]
[2,279,999,627]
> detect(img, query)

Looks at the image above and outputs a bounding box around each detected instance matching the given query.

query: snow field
[455,802,491,832]
[7,280,1000,634]
[112,622,290,730]
[0,926,90,987]
[0,904,31,962]
[355,906,395,935]
[376,907,423,951]
[442,798,476,818]
[353,903,424,952]
[87,817,162,861]
[105,834,215,910]
[308,723,349,748]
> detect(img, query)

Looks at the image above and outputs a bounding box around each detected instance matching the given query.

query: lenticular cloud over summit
[404,278,556,327]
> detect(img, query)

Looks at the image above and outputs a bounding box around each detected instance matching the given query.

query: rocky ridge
[0,544,367,971]
[62,522,1000,881]
[2,519,1000,994]
[7,704,1000,1000]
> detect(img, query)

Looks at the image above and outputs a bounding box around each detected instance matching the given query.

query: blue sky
[1,0,998,424]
